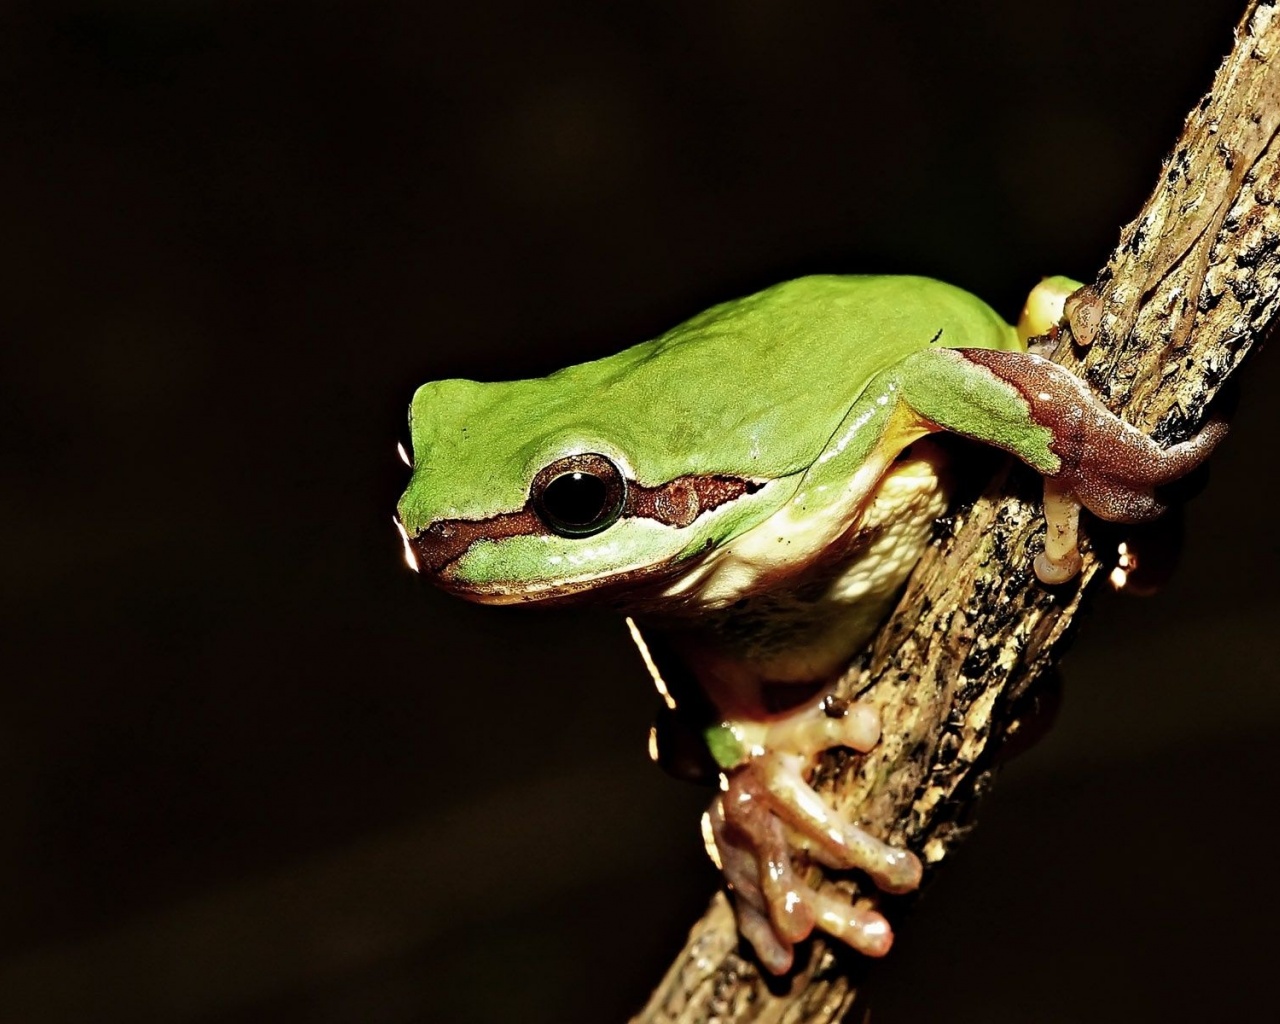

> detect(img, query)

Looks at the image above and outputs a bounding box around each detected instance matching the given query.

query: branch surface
[633,2,1280,1020]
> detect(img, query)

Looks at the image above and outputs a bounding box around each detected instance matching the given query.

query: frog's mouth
[437,557,695,608]
[396,472,767,604]
[398,514,696,608]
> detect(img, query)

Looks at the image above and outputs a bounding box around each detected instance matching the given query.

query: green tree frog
[394,275,1223,974]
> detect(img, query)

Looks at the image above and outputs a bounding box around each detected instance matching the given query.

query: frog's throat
[406,472,764,579]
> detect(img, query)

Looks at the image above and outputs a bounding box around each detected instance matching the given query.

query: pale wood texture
[633,2,1280,1020]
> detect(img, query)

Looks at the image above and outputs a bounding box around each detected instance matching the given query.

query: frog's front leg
[903,347,1227,583]
[704,694,921,974]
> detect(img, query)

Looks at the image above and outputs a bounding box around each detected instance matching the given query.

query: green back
[400,275,1017,529]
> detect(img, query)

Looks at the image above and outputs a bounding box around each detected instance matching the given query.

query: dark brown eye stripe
[410,473,763,576]
[411,507,543,575]
[627,474,762,528]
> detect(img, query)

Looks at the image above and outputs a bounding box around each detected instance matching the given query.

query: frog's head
[394,372,789,606]
[393,279,890,604]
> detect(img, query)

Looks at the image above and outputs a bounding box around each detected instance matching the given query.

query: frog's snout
[394,510,542,591]
[394,515,467,579]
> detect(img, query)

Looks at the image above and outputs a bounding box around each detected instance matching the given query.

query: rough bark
[632,2,1280,1021]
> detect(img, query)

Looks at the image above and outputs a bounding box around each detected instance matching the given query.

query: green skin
[398,276,1048,596]
[395,274,1223,975]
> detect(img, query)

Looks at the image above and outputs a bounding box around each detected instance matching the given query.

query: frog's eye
[531,453,627,537]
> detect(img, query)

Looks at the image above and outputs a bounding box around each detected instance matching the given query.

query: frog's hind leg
[709,788,900,974]
[706,695,921,973]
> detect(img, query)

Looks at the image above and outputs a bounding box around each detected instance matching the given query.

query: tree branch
[633,2,1280,1020]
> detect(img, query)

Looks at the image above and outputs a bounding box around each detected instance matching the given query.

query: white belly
[657,444,952,683]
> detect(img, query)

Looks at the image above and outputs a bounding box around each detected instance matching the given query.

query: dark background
[5,1,1278,1021]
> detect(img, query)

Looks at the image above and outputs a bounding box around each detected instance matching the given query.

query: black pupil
[543,472,608,527]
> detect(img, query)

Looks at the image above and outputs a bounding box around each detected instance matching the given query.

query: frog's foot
[706,701,922,974]
[955,349,1227,584]
[1034,412,1227,584]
